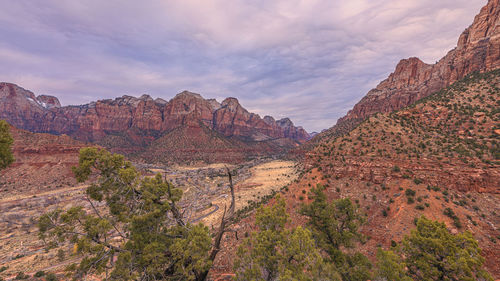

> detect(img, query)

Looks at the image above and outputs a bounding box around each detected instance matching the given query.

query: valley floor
[0,159,298,280]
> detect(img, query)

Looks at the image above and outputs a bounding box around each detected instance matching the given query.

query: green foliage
[0,120,14,170]
[234,197,340,280]
[375,248,412,281]
[45,273,58,281]
[401,216,493,281]
[14,272,29,280]
[300,187,371,281]
[34,270,45,277]
[38,148,214,280]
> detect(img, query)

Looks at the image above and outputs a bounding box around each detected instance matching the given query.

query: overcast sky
[0,0,486,132]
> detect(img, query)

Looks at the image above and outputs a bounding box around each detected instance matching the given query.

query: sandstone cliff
[0,84,310,163]
[319,0,500,140]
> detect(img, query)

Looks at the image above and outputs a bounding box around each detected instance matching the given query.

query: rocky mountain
[316,0,500,141]
[0,84,310,163]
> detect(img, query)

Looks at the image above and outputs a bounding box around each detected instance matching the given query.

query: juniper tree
[299,185,371,281]
[0,120,14,170]
[38,147,235,281]
[234,197,340,281]
[401,216,493,281]
[374,248,412,281]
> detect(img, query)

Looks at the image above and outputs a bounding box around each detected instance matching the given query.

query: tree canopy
[0,120,14,170]
[401,216,493,281]
[234,197,340,281]
[300,185,371,281]
[39,147,235,280]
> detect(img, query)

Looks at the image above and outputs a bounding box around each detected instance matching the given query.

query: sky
[0,0,486,132]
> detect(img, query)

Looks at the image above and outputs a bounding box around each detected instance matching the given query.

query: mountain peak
[174,90,203,100]
[221,97,241,110]
[458,0,500,49]
[36,95,61,109]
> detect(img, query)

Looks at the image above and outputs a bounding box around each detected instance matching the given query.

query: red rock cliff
[0,85,310,156]
[332,0,500,135]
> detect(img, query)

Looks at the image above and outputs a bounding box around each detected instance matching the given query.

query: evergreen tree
[374,248,412,281]
[0,120,14,170]
[299,185,371,281]
[234,197,340,281]
[38,148,235,280]
[401,216,493,281]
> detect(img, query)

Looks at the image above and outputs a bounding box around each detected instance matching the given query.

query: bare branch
[197,168,237,281]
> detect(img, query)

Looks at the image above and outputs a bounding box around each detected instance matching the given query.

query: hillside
[311,70,499,193]
[212,70,500,279]
[0,126,88,199]
[297,70,499,276]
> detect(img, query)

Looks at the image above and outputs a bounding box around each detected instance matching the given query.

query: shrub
[14,272,29,280]
[405,189,416,197]
[382,209,388,217]
[45,273,58,281]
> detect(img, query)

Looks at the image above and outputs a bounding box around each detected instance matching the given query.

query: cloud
[0,0,486,132]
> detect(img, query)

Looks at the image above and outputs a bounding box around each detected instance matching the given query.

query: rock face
[0,85,310,162]
[0,126,88,194]
[324,0,500,138]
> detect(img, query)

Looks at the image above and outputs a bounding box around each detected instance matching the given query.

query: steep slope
[0,85,310,163]
[0,126,88,199]
[310,70,499,192]
[298,70,499,276]
[316,0,500,142]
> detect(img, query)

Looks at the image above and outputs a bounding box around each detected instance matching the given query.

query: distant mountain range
[0,85,309,163]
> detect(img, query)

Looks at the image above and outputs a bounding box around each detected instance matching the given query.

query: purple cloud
[0,0,486,131]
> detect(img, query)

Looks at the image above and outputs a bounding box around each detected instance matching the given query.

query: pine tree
[0,120,14,170]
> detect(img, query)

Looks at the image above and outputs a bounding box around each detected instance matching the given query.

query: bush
[45,273,58,281]
[392,166,401,172]
[14,272,29,280]
[405,189,416,197]
[34,271,45,277]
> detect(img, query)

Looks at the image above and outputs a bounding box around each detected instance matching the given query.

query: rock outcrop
[0,85,310,162]
[322,0,500,139]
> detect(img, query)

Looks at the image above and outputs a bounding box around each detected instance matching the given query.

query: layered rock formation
[320,0,500,140]
[0,126,88,195]
[0,84,309,162]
